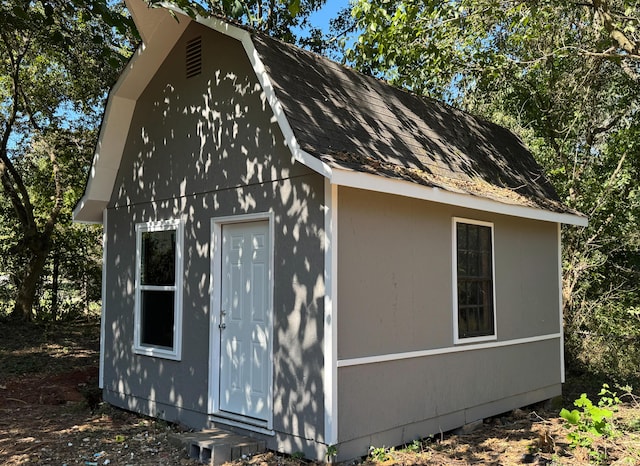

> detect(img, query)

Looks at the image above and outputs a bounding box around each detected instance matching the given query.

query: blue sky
[307,0,350,32]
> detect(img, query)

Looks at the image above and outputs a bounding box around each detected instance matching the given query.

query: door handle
[219,323,226,329]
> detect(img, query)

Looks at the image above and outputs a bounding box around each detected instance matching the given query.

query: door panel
[219,221,270,421]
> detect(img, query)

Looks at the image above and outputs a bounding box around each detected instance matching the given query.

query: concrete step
[172,428,266,465]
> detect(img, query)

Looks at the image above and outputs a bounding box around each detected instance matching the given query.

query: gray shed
[74,0,587,461]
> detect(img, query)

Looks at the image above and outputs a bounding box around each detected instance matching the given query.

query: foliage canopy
[0,0,136,320]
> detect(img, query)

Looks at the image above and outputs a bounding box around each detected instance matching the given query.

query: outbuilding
[74,1,587,461]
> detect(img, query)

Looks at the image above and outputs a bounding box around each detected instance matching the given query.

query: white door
[218,221,271,421]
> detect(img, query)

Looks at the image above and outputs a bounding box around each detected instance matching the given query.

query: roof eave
[330,167,588,226]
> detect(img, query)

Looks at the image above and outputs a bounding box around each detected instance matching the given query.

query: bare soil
[0,321,200,465]
[1,320,639,466]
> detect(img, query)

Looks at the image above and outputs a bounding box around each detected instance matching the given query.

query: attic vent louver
[186,36,202,79]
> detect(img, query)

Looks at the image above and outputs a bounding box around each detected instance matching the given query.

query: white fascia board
[73,94,136,223]
[330,168,588,226]
[127,0,176,43]
[74,5,188,223]
[243,44,332,177]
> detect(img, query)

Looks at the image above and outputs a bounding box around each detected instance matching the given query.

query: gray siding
[337,187,560,358]
[336,187,561,448]
[102,22,325,455]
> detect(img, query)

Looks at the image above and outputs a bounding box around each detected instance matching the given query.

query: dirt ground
[1,320,640,466]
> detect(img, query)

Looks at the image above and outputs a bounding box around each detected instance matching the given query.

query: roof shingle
[251,33,576,215]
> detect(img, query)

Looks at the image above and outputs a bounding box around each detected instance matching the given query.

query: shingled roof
[251,33,576,215]
[73,2,586,225]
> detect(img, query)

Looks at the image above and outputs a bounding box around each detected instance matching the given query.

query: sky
[307,0,351,32]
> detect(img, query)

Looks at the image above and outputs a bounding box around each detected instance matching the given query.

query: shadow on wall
[105,25,325,453]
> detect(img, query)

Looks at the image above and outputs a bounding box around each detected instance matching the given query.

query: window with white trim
[453,218,496,342]
[134,219,183,359]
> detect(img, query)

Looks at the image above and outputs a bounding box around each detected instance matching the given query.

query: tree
[346,0,640,380]
[0,1,135,321]
[145,0,325,44]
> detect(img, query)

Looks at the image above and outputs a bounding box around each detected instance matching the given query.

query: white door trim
[208,212,275,431]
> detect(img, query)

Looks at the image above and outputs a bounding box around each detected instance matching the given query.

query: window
[134,220,183,359]
[453,218,496,342]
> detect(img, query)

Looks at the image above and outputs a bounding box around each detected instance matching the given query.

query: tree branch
[591,0,640,55]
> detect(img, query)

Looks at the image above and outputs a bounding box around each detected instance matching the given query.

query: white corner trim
[99,209,108,389]
[337,333,562,368]
[323,180,338,446]
[557,223,566,383]
[330,168,588,226]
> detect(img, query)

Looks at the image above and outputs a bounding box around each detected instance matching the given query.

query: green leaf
[288,0,301,17]
[560,408,581,425]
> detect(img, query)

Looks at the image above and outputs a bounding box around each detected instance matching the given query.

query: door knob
[219,323,226,329]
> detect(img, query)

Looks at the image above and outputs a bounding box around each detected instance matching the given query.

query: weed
[325,444,338,461]
[368,445,394,462]
[403,439,422,453]
[560,384,619,463]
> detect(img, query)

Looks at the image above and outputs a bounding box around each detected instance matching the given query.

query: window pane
[458,251,467,276]
[456,223,467,249]
[141,290,175,348]
[481,226,492,251]
[141,230,176,286]
[468,251,478,276]
[468,225,478,249]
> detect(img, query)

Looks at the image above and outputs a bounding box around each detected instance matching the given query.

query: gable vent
[186,36,202,79]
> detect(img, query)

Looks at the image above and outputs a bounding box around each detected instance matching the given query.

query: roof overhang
[329,166,587,226]
[74,1,190,223]
[73,0,587,227]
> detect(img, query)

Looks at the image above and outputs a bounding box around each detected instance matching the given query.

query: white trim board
[557,223,566,383]
[99,209,108,389]
[331,168,587,226]
[323,179,339,446]
[337,333,562,368]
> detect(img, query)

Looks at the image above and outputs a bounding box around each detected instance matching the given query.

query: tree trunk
[10,234,52,322]
[51,249,60,321]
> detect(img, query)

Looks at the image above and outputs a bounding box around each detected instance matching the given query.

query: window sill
[134,345,181,361]
[454,334,497,345]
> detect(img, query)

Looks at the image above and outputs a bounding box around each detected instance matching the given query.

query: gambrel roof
[74,0,586,226]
